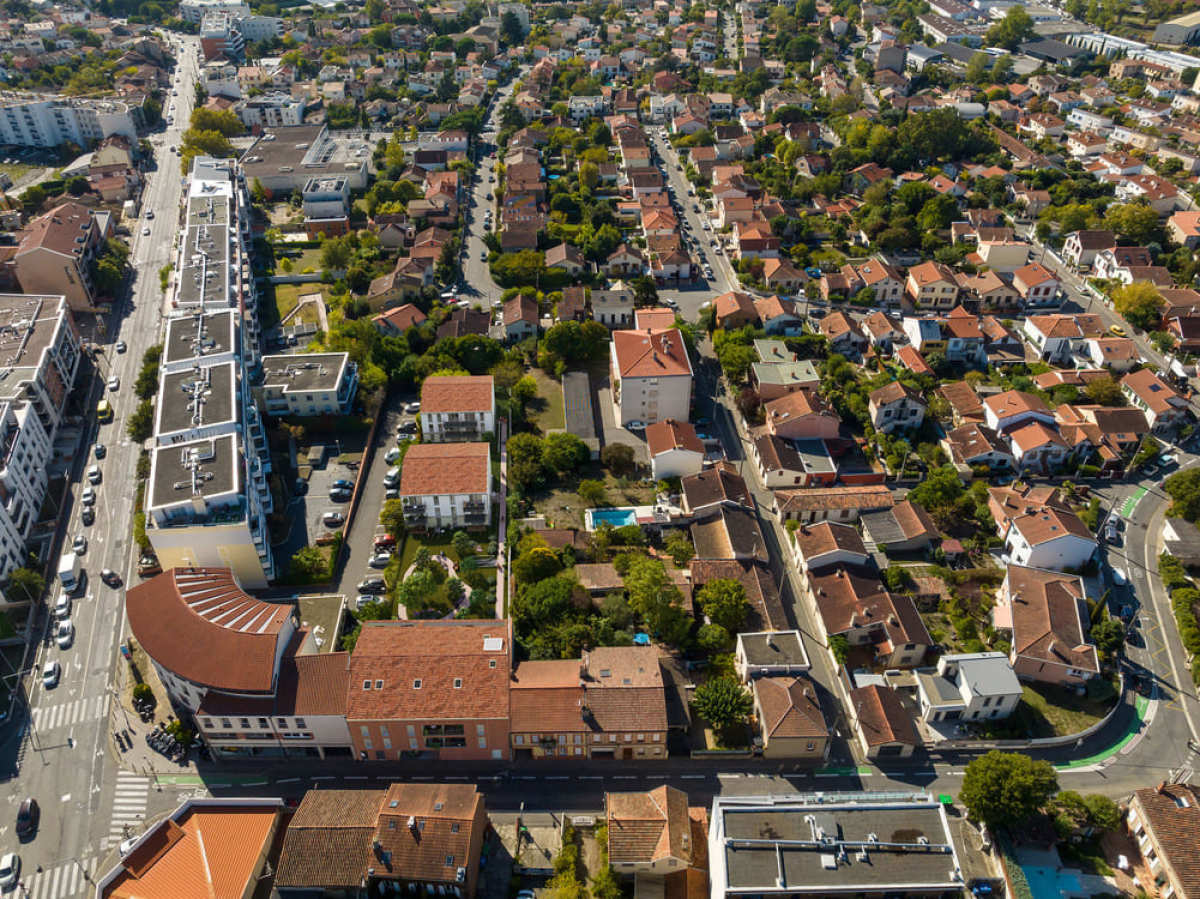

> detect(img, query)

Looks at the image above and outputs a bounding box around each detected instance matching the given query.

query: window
[257,718,269,728]
[239,718,250,729]
[363,680,372,690]
[296,717,306,728]
[478,737,487,749]
[413,679,422,689]
[652,733,660,742]
[375,679,384,690]
[624,734,632,742]
[220,718,231,729]
[375,750,386,760]
[202,718,214,729]
[515,735,525,746]
[445,856,455,866]
[276,718,288,728]
[454,678,463,689]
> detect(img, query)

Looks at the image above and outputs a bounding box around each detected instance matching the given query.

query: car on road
[101,568,121,587]
[87,465,102,484]
[94,443,106,459]
[1111,566,1128,585]
[480,250,488,260]
[142,226,151,236]
[41,661,59,689]
[329,489,351,503]
[1109,324,1127,337]
[369,552,392,569]
[358,577,387,594]
[107,375,120,391]
[73,534,87,555]
[626,420,646,430]
[56,620,74,649]
[0,852,19,890]
[331,478,354,490]
[81,507,94,526]
[322,511,345,528]
[115,340,126,353]
[146,210,154,219]
[81,486,96,505]
[15,799,38,839]
[385,447,401,464]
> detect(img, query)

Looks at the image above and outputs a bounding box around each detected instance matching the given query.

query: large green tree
[692,677,753,729]
[697,578,750,634]
[960,751,1058,830]
[623,555,691,646]
[985,6,1036,49]
[1112,281,1164,331]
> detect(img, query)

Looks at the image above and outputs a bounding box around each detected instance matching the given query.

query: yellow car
[1109,324,1127,337]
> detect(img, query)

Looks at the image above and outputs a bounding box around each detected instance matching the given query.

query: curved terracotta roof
[125,568,293,694]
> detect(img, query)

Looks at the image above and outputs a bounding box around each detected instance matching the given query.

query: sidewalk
[108,639,199,778]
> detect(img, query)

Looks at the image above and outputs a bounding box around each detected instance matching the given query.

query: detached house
[1122,368,1191,433]
[807,567,931,669]
[1002,504,1096,571]
[904,261,958,311]
[993,565,1099,686]
[419,375,495,442]
[868,381,926,434]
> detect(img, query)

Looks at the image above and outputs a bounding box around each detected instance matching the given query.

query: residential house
[916,652,1022,726]
[848,684,920,759]
[1062,229,1117,268]
[763,391,841,441]
[645,419,706,479]
[993,565,1099,686]
[1126,783,1200,899]
[943,423,1014,473]
[858,500,939,554]
[817,311,868,356]
[419,375,495,442]
[503,295,539,342]
[868,381,926,434]
[1122,368,1191,433]
[752,677,830,760]
[399,443,491,531]
[1002,504,1096,571]
[790,521,870,573]
[372,303,426,335]
[774,484,894,525]
[1012,262,1060,307]
[904,261,959,310]
[610,328,693,426]
[984,390,1054,433]
[680,464,752,519]
[13,202,105,313]
[592,288,635,328]
[807,567,931,668]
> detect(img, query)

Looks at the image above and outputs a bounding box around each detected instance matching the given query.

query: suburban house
[645,419,706,479]
[859,500,939,554]
[13,202,106,313]
[593,288,636,328]
[993,565,1099,686]
[847,684,920,759]
[735,630,811,681]
[610,328,693,426]
[943,423,1015,473]
[984,390,1054,433]
[419,375,495,442]
[751,677,830,760]
[681,464,752,519]
[1122,368,1191,433]
[503,295,539,341]
[399,443,491,531]
[1002,503,1096,571]
[790,521,870,572]
[763,391,841,440]
[868,381,926,434]
[807,567,931,669]
[904,261,959,310]
[915,652,1022,726]
[605,786,707,891]
[1126,783,1200,899]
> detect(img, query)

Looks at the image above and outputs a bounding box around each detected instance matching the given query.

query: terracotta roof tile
[399,442,490,496]
[1132,784,1200,898]
[754,676,828,739]
[612,328,692,378]
[849,685,919,747]
[646,419,705,456]
[420,375,494,414]
[1003,565,1098,675]
[607,786,693,865]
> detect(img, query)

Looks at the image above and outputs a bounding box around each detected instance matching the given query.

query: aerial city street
[0,0,1200,896]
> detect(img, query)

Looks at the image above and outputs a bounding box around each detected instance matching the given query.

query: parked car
[369,552,392,569]
[56,620,74,649]
[73,534,87,555]
[331,479,354,490]
[54,594,71,620]
[81,507,94,526]
[115,340,127,353]
[81,486,96,505]
[41,661,59,689]
[329,489,351,503]
[358,577,387,594]
[15,799,38,838]
[385,447,401,464]
[94,443,106,459]
[0,853,19,890]
[87,465,102,484]
[322,511,345,527]
[107,376,120,391]
[355,594,376,611]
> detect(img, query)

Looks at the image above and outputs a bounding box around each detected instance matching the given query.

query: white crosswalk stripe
[27,855,92,899]
[32,695,106,732]
[106,772,150,849]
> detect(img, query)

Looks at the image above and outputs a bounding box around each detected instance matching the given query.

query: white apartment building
[145,158,273,588]
[419,375,496,442]
[258,353,358,417]
[610,328,693,426]
[180,0,250,23]
[0,95,137,148]
[0,294,81,581]
[300,176,350,220]
[239,94,304,128]
[400,443,492,531]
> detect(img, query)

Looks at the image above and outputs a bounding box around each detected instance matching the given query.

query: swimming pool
[1021,865,1082,898]
[586,507,639,529]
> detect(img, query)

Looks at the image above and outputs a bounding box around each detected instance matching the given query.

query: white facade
[180,0,250,22]
[918,652,1022,725]
[301,177,350,220]
[1004,522,1096,571]
[649,446,705,480]
[402,483,492,531]
[259,353,358,417]
[420,408,496,443]
[239,94,304,128]
[0,96,137,149]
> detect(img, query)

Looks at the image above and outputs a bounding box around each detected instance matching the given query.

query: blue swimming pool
[1022,865,1082,899]
[587,507,638,528]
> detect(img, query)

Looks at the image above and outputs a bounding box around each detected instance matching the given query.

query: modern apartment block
[0,94,138,149]
[258,353,357,417]
[239,94,305,129]
[144,157,274,588]
[0,294,80,578]
[419,375,496,442]
[179,0,250,22]
[400,443,492,531]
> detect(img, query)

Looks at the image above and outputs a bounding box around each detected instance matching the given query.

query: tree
[66,175,89,196]
[985,6,1035,50]
[189,107,245,136]
[1166,468,1200,521]
[451,530,475,561]
[543,432,589,475]
[1082,793,1120,832]
[320,236,353,270]
[579,161,599,191]
[511,375,538,418]
[623,555,691,646]
[507,432,545,490]
[1104,202,1160,245]
[697,578,749,634]
[630,275,658,307]
[965,51,991,84]
[1090,618,1124,658]
[380,499,406,538]
[127,399,154,442]
[578,479,607,506]
[1112,281,1164,331]
[665,530,695,567]
[500,10,524,46]
[601,443,636,477]
[6,567,44,603]
[692,677,753,729]
[960,751,1058,830]
[1083,375,1124,406]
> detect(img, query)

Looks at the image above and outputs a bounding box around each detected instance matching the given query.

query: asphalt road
[0,36,206,898]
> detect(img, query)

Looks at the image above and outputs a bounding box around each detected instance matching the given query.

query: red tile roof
[420,375,493,414]
[125,568,294,694]
[399,442,490,496]
[612,328,692,378]
[646,419,705,456]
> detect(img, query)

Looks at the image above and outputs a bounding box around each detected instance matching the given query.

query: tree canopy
[960,751,1058,830]
[1112,281,1164,331]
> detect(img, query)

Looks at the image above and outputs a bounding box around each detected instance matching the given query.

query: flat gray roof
[717,799,961,892]
[158,361,237,435]
[917,672,962,706]
[260,353,348,394]
[951,654,1022,696]
[0,294,67,401]
[163,310,237,367]
[150,433,239,510]
[861,508,906,545]
[177,192,231,309]
[562,370,597,442]
[739,630,810,669]
[792,439,837,475]
[239,125,371,181]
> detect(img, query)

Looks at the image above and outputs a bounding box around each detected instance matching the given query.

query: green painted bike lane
[1122,487,1148,519]
[1053,693,1150,771]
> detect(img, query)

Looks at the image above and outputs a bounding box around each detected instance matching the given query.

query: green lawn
[532,464,658,529]
[1011,678,1118,737]
[0,162,35,185]
[529,368,565,433]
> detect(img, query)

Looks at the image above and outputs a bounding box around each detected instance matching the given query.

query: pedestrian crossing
[24,855,95,899]
[31,695,107,732]
[105,771,150,851]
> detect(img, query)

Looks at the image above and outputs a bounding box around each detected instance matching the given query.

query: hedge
[1161,552,1200,684]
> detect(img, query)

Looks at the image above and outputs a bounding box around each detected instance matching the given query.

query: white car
[119,836,139,856]
[0,853,18,891]
[355,594,376,611]
[385,447,401,464]
[54,594,71,620]
[142,226,151,236]
[87,465,102,484]
[56,620,74,649]
[81,486,96,505]
[73,534,87,555]
[107,375,120,391]
[41,661,60,689]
